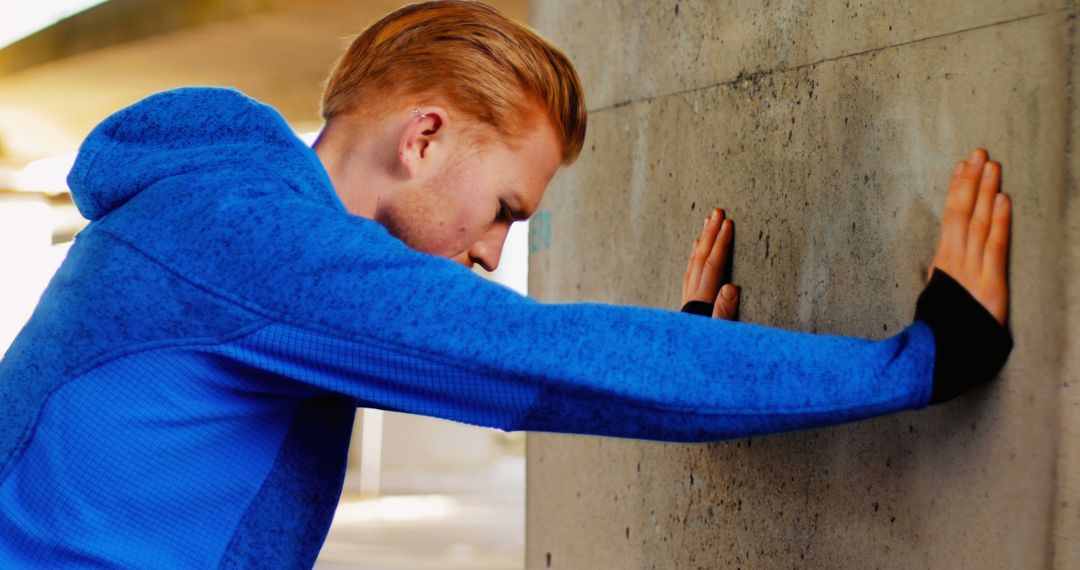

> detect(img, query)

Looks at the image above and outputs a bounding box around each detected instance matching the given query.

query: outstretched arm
[183,148,1010,443]
[187,206,925,443]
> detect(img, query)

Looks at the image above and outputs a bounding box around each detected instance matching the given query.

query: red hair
[320,0,586,164]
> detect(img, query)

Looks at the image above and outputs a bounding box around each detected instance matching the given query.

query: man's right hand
[928,148,1011,326]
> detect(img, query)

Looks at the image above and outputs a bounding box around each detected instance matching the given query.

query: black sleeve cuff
[913,268,1014,405]
[681,300,714,317]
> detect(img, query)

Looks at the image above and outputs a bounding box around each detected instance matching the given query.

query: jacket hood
[67,86,338,221]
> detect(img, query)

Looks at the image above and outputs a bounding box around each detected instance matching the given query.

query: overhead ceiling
[0,0,528,166]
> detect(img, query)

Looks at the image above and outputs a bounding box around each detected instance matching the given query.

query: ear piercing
[413,108,426,118]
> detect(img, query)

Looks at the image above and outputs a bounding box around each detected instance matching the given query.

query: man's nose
[468,224,511,272]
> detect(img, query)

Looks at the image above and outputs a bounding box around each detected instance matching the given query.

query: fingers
[699,217,733,295]
[712,283,740,320]
[683,238,697,288]
[939,148,987,265]
[982,192,1011,283]
[929,148,1011,326]
[681,208,738,319]
[683,209,725,302]
[965,160,1000,274]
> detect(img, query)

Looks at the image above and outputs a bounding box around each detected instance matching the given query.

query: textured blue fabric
[0,86,936,567]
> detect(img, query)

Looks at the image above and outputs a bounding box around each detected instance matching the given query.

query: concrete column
[526,1,1077,568]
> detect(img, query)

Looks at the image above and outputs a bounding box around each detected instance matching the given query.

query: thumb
[713,284,740,320]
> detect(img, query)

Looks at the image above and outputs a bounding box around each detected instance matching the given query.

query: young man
[0,1,1012,567]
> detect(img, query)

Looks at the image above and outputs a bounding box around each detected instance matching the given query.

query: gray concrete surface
[526,1,1076,568]
[1057,22,1080,568]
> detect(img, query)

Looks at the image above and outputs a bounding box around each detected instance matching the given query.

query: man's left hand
[681,207,740,320]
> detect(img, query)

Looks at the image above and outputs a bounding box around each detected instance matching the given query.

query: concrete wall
[525,1,1077,568]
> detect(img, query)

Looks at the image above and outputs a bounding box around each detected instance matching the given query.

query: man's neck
[311,120,383,219]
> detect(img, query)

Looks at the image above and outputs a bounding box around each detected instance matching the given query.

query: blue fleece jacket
[0,87,936,568]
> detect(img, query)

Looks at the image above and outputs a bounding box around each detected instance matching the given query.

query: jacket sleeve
[160,190,938,443]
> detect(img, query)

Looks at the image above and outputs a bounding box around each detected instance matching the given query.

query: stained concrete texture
[526,2,1077,568]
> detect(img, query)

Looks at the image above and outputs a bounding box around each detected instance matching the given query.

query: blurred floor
[315,455,524,570]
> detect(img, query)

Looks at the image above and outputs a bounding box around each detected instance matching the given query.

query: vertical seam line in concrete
[1052,3,1077,567]
[589,9,1062,114]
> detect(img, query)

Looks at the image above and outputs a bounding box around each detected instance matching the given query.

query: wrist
[681,300,713,317]
[913,268,1014,404]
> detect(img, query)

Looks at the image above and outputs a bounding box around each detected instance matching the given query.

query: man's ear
[397,106,447,178]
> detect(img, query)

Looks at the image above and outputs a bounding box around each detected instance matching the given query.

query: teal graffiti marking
[529,210,552,253]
